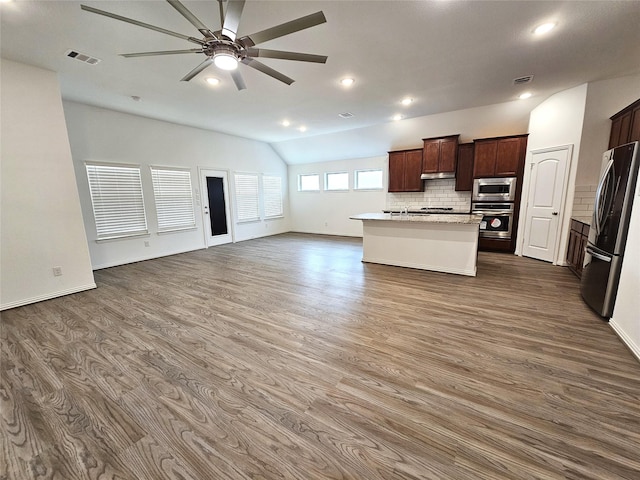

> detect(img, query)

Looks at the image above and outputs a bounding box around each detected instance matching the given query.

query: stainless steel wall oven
[472,177,517,202]
[472,202,514,239]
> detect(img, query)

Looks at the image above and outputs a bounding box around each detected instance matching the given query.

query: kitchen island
[350,213,483,276]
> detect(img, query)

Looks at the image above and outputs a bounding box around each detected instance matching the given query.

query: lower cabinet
[567,219,590,278]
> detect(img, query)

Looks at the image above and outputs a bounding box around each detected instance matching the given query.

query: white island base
[350,213,482,276]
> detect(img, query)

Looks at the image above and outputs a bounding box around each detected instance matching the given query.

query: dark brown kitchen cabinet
[455,143,474,191]
[472,134,528,178]
[566,219,590,278]
[422,135,459,175]
[609,98,640,149]
[388,148,423,192]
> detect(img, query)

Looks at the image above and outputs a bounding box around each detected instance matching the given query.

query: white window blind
[263,175,283,218]
[235,173,260,222]
[299,173,320,191]
[355,169,384,189]
[325,172,349,191]
[86,163,148,240]
[150,167,196,232]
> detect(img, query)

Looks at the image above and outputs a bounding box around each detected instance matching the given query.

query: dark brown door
[455,143,474,191]
[422,140,440,173]
[388,152,405,192]
[473,141,497,177]
[405,150,424,191]
[495,138,521,176]
[439,137,458,173]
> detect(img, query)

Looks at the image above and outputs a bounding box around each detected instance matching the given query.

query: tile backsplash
[387,179,471,212]
[572,184,596,220]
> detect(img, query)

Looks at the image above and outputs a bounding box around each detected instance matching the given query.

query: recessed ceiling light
[533,22,556,35]
[0,0,14,4]
[392,114,403,121]
[401,97,413,106]
[340,78,355,87]
[282,120,290,127]
[298,126,307,132]
[205,77,220,86]
[519,92,532,100]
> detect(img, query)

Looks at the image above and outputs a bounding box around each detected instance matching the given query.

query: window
[235,173,260,222]
[355,169,384,190]
[263,175,283,218]
[150,166,196,232]
[86,163,148,240]
[298,173,320,191]
[325,172,349,191]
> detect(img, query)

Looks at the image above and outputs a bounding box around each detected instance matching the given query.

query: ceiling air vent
[338,112,354,118]
[65,49,101,65]
[513,75,534,85]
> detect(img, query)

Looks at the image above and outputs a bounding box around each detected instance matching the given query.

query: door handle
[586,246,611,263]
[552,212,558,216]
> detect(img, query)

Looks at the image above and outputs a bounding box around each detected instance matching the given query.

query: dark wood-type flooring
[2,233,640,479]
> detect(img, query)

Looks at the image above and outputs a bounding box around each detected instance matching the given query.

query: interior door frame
[519,144,573,265]
[198,167,235,247]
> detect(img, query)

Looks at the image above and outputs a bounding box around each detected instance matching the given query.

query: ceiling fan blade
[230,69,247,91]
[246,48,327,64]
[166,0,214,37]
[221,0,245,41]
[181,58,214,82]
[240,11,326,47]
[121,49,204,58]
[242,58,294,85]
[80,4,205,45]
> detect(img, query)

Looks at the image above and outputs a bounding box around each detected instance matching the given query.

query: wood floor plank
[2,233,640,479]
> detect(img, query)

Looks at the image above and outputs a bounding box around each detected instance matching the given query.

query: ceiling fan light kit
[80,0,327,90]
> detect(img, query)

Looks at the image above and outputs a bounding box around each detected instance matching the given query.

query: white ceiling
[2,0,640,163]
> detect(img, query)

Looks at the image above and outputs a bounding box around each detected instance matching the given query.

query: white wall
[289,156,387,237]
[516,84,588,262]
[578,73,640,185]
[1,59,95,310]
[273,99,535,164]
[63,102,290,269]
[610,179,640,361]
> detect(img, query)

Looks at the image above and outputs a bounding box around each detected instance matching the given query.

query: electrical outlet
[52,266,63,276]
[144,241,150,247]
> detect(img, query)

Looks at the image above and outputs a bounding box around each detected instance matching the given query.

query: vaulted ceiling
[2,1,639,163]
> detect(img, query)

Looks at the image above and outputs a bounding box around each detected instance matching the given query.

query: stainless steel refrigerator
[581,141,639,318]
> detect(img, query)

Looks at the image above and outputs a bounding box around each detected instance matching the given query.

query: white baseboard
[362,256,476,277]
[1,283,97,311]
[609,318,640,363]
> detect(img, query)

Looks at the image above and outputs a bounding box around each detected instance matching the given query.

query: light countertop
[571,216,592,226]
[350,213,483,225]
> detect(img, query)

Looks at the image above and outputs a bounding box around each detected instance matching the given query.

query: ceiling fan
[80,0,328,90]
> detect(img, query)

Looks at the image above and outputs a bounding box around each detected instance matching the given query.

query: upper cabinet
[388,149,423,192]
[473,134,528,178]
[455,143,474,191]
[609,98,640,149]
[422,135,459,177]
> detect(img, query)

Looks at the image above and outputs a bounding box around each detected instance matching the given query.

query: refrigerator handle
[594,158,614,236]
[586,245,612,263]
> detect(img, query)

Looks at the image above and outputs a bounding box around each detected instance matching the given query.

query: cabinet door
[566,229,578,271]
[629,105,640,144]
[609,116,623,150]
[404,149,424,191]
[388,152,405,192]
[422,140,440,173]
[455,143,474,191]
[495,138,522,176]
[439,137,458,173]
[473,141,497,177]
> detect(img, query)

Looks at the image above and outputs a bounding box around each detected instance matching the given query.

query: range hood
[421,172,455,180]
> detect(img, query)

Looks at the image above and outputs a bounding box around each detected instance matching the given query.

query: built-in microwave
[472,177,517,202]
